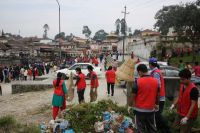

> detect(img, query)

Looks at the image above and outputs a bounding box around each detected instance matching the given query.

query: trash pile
[39,100,135,132]
[94,111,135,133]
[39,119,75,133]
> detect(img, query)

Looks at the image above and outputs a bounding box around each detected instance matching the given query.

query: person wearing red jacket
[149,57,171,133]
[75,67,86,104]
[170,69,199,133]
[87,65,99,102]
[128,64,160,133]
[105,66,116,96]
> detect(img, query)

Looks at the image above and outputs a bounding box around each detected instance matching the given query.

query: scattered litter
[94,110,135,133]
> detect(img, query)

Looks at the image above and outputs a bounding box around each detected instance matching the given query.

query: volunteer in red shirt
[75,67,86,104]
[193,62,200,77]
[170,69,199,133]
[105,66,116,96]
[128,64,160,133]
[149,57,171,133]
[87,65,99,102]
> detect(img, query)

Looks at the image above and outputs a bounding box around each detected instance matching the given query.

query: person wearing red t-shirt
[75,67,86,104]
[193,62,200,77]
[87,65,99,102]
[105,66,116,96]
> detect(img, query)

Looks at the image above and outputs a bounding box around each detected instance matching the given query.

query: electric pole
[121,6,129,61]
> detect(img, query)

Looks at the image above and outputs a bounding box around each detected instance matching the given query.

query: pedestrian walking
[0,66,3,83]
[27,68,32,80]
[87,65,99,102]
[3,67,9,83]
[128,64,159,133]
[24,68,28,81]
[170,69,199,133]
[105,66,116,96]
[52,72,68,120]
[149,57,171,133]
[75,67,86,104]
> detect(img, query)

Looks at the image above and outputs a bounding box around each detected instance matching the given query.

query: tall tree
[133,29,141,36]
[43,24,49,39]
[65,33,74,42]
[115,19,121,35]
[54,32,65,40]
[120,19,127,36]
[154,1,200,61]
[82,26,91,39]
[93,29,108,42]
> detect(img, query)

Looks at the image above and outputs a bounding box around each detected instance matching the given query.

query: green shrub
[65,100,132,132]
[0,116,40,133]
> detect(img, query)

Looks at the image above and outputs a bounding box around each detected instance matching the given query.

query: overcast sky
[0,0,195,39]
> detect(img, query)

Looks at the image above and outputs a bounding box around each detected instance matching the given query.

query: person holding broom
[87,65,99,102]
[52,72,68,120]
[75,67,86,104]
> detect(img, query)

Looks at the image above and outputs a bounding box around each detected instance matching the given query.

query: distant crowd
[0,63,51,83]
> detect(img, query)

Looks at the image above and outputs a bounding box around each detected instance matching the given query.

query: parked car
[56,63,102,79]
[121,62,200,88]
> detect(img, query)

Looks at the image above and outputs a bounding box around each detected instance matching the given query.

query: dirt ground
[0,89,53,124]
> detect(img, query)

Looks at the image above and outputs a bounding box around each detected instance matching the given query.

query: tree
[115,19,121,35]
[65,33,74,42]
[114,18,128,36]
[154,1,200,61]
[54,32,65,40]
[93,30,108,42]
[120,19,127,36]
[82,26,91,39]
[133,29,141,36]
[43,24,49,39]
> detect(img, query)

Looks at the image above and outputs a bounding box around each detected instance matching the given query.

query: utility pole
[56,0,61,62]
[121,6,129,61]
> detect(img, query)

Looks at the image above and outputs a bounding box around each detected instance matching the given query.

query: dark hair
[56,72,63,86]
[108,66,112,70]
[137,64,148,73]
[195,62,198,65]
[87,65,93,71]
[179,69,191,79]
[75,67,81,72]
[179,60,183,63]
[149,62,160,69]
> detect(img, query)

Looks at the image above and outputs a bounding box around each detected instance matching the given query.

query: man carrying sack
[87,65,99,102]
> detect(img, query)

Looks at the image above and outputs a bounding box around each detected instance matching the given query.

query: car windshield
[69,64,81,70]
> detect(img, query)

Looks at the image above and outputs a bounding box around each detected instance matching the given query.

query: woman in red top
[105,66,116,96]
[75,67,86,104]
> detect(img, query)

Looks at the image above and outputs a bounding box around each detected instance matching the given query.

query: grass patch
[169,54,200,66]
[0,116,40,133]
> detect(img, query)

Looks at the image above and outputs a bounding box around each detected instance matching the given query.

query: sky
[0,0,195,39]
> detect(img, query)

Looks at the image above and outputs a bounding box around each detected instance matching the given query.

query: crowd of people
[52,55,199,133]
[0,63,51,83]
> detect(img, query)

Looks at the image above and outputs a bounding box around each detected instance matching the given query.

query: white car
[56,63,102,79]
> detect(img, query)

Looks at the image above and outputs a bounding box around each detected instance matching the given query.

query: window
[81,64,89,69]
[69,65,80,70]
